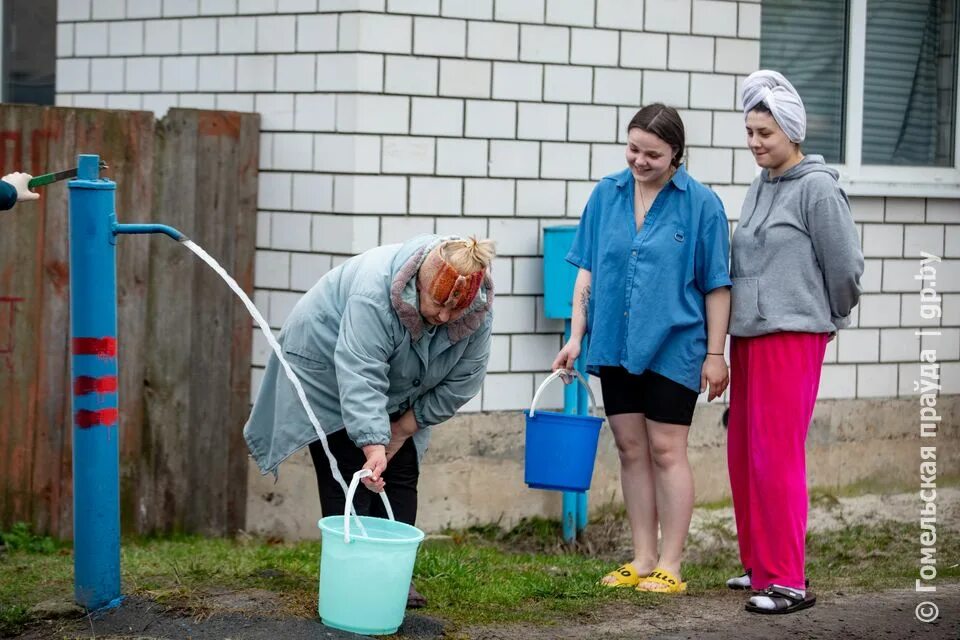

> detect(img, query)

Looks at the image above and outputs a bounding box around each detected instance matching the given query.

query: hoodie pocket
[731,277,766,328]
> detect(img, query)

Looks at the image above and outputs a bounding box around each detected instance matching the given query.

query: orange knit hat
[419,243,485,311]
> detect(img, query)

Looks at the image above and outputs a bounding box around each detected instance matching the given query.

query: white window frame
[836,0,960,198]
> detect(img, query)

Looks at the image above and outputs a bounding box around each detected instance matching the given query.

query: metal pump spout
[113,223,187,242]
[68,155,188,243]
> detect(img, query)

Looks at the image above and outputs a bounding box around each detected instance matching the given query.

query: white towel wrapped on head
[741,70,806,143]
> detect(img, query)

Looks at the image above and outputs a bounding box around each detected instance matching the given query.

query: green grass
[1,517,957,636]
[694,496,734,510]
[0,525,73,635]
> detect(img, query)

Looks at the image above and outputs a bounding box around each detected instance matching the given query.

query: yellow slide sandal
[635,567,687,594]
[599,563,645,588]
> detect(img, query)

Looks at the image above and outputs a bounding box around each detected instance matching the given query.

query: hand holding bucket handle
[530,369,598,418]
[343,469,396,543]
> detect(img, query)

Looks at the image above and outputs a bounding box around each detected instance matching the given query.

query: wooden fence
[0,105,259,538]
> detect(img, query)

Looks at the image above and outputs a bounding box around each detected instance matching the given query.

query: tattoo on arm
[579,285,590,319]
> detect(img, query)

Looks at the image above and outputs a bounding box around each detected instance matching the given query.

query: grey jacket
[730,155,864,337]
[244,234,494,475]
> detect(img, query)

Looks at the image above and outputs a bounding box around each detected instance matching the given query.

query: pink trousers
[727,331,829,591]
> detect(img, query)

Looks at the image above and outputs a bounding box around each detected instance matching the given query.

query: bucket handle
[343,469,396,544]
[530,369,598,418]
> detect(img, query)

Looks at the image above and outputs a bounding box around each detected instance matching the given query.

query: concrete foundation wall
[245,395,959,539]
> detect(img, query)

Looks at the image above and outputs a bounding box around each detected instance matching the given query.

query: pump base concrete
[245,396,958,539]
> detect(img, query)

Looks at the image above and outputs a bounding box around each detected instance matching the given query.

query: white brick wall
[464,178,514,214]
[340,13,412,53]
[668,35,714,72]
[569,105,618,142]
[520,25,569,63]
[641,71,689,107]
[596,0,644,31]
[382,136,435,174]
[594,67,642,105]
[496,1,545,24]
[620,32,667,69]
[493,62,543,101]
[414,17,466,57]
[517,103,567,141]
[469,21,519,60]
[411,97,464,135]
[409,178,461,214]
[439,59,491,98]
[543,65,593,103]
[646,0,691,34]
[692,0,737,36]
[517,179,567,214]
[547,0,595,27]
[571,28,619,66]
[490,139,540,176]
[465,100,517,138]
[690,73,735,109]
[57,2,958,409]
[161,55,198,90]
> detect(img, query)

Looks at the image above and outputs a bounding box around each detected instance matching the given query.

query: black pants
[308,429,420,526]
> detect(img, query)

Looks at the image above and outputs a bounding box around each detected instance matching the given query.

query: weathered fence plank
[0,105,259,538]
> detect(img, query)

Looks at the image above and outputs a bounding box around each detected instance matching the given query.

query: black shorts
[598,366,698,426]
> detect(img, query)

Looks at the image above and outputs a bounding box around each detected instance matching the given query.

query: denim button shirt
[566,165,732,392]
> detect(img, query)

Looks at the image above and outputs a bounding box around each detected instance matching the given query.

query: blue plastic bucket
[524,370,604,492]
[318,471,425,636]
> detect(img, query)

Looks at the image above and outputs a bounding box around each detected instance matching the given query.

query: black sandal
[745,585,816,614]
[728,570,810,591]
[726,569,752,590]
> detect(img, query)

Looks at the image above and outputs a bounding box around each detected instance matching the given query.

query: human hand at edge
[361,444,387,492]
[701,355,729,402]
[1,172,39,202]
[551,339,582,383]
[386,410,418,462]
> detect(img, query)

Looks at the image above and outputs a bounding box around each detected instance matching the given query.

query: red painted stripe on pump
[72,337,117,357]
[74,376,118,395]
[75,408,119,428]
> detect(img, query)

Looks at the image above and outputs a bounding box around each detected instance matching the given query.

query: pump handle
[28,161,108,189]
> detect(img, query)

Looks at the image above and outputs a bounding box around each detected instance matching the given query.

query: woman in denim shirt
[553,104,732,594]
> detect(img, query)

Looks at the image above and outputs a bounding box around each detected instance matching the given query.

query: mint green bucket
[318,470,425,636]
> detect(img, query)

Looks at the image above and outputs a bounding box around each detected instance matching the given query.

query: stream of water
[181,239,361,523]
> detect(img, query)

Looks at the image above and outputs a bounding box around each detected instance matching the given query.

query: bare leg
[600,413,659,584]
[636,418,693,588]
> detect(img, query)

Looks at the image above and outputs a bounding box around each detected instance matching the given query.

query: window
[1,0,56,105]
[761,0,960,196]
[761,0,848,165]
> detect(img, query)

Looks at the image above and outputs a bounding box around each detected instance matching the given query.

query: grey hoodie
[729,155,864,337]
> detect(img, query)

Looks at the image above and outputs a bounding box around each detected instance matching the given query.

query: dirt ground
[468,584,960,639]
[689,487,960,537]
[14,594,447,640]
[13,584,959,639]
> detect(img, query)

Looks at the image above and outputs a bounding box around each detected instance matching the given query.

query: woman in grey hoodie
[726,71,864,614]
